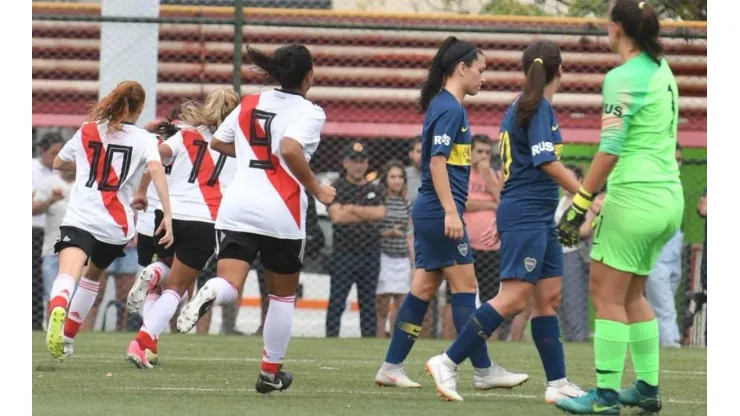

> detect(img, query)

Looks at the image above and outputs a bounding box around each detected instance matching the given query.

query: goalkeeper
[554,1,684,414]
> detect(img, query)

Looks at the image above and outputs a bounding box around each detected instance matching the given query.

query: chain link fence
[31,0,706,343]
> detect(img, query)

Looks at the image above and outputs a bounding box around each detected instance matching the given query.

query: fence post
[233,0,244,95]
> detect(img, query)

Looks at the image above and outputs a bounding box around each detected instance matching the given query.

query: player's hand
[156,215,174,249]
[557,187,594,247]
[316,185,336,206]
[444,211,464,241]
[480,227,499,249]
[50,188,65,203]
[131,192,148,211]
[125,233,138,249]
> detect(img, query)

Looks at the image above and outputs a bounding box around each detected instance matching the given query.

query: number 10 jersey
[57,121,161,245]
[213,90,326,240]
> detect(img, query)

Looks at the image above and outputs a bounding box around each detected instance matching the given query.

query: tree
[480,0,549,16]
[565,0,706,20]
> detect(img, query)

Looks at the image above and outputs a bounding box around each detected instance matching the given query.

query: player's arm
[53,129,80,172]
[526,106,582,195]
[158,131,181,164]
[211,105,239,157]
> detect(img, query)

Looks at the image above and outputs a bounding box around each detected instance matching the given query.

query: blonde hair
[178,88,240,132]
[88,80,146,132]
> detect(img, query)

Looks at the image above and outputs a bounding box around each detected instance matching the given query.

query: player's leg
[128,211,172,314]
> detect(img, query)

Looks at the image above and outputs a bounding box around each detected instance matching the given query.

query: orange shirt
[464,169,499,251]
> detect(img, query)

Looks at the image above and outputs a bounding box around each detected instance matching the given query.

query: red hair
[88,81,146,132]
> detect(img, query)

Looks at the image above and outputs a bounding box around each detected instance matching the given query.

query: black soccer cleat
[255,368,293,394]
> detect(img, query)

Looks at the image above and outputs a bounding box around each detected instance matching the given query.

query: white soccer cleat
[60,340,74,360]
[473,363,529,390]
[544,379,587,404]
[176,284,216,333]
[425,354,463,402]
[375,364,422,388]
[127,268,155,314]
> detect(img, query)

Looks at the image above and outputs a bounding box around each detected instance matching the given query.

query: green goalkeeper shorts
[590,185,684,276]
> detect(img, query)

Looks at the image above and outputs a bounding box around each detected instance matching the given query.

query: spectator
[33,169,75,309]
[645,144,684,347]
[554,165,592,342]
[31,132,65,330]
[326,142,386,337]
[376,160,413,337]
[405,136,422,204]
[84,238,139,332]
[441,134,501,339]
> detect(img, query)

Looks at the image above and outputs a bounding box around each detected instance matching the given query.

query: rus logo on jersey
[531,141,555,156]
[433,134,451,146]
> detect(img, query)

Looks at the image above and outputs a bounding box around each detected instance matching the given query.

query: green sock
[629,319,660,386]
[594,319,629,391]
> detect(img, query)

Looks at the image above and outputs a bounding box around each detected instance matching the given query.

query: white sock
[145,261,171,288]
[50,274,76,305]
[63,277,99,340]
[209,277,238,305]
[441,353,457,369]
[547,377,569,388]
[142,289,180,338]
[143,293,160,317]
[262,294,296,365]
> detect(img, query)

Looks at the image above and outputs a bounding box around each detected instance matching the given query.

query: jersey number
[499,131,512,183]
[188,139,227,186]
[85,143,132,191]
[248,109,277,170]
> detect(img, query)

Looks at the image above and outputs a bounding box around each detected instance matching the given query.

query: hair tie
[639,2,646,9]
[533,58,543,64]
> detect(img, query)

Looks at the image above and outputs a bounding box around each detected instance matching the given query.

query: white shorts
[376,253,411,295]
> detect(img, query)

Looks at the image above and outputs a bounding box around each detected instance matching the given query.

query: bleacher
[32,4,707,145]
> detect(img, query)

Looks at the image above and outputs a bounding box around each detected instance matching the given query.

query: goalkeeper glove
[557,187,595,247]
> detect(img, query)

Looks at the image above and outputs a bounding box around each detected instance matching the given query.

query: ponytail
[247,44,313,91]
[516,41,562,127]
[178,88,240,133]
[418,36,459,113]
[610,0,663,64]
[88,80,145,132]
[147,119,181,139]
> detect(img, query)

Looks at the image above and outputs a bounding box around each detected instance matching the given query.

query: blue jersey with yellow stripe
[497,96,563,231]
[413,89,472,219]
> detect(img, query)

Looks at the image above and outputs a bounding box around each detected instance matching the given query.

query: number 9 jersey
[214,90,326,240]
[58,121,161,245]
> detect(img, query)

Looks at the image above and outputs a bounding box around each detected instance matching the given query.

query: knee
[494,292,529,318]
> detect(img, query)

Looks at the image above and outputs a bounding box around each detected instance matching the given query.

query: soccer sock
[629,319,660,387]
[594,319,629,391]
[141,289,180,339]
[450,293,492,369]
[531,315,566,382]
[209,277,239,305]
[143,293,160,317]
[63,278,99,341]
[261,294,296,376]
[446,303,504,365]
[145,261,171,289]
[48,274,76,312]
[384,293,429,365]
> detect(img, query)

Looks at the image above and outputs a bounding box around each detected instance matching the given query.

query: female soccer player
[174,44,336,393]
[374,36,527,392]
[424,40,587,402]
[123,88,240,368]
[555,1,683,413]
[375,160,413,337]
[45,80,173,359]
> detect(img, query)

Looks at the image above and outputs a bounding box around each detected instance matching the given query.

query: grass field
[32,332,706,416]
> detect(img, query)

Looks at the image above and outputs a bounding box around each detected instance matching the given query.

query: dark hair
[610,0,663,64]
[411,135,422,147]
[517,40,562,127]
[418,36,483,113]
[88,80,146,132]
[380,159,407,197]
[472,134,493,149]
[675,142,683,151]
[37,132,65,153]
[566,164,584,180]
[247,44,313,90]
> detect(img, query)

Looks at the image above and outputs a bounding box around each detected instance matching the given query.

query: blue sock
[531,315,566,381]
[445,303,504,365]
[450,293,492,369]
[384,293,429,364]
